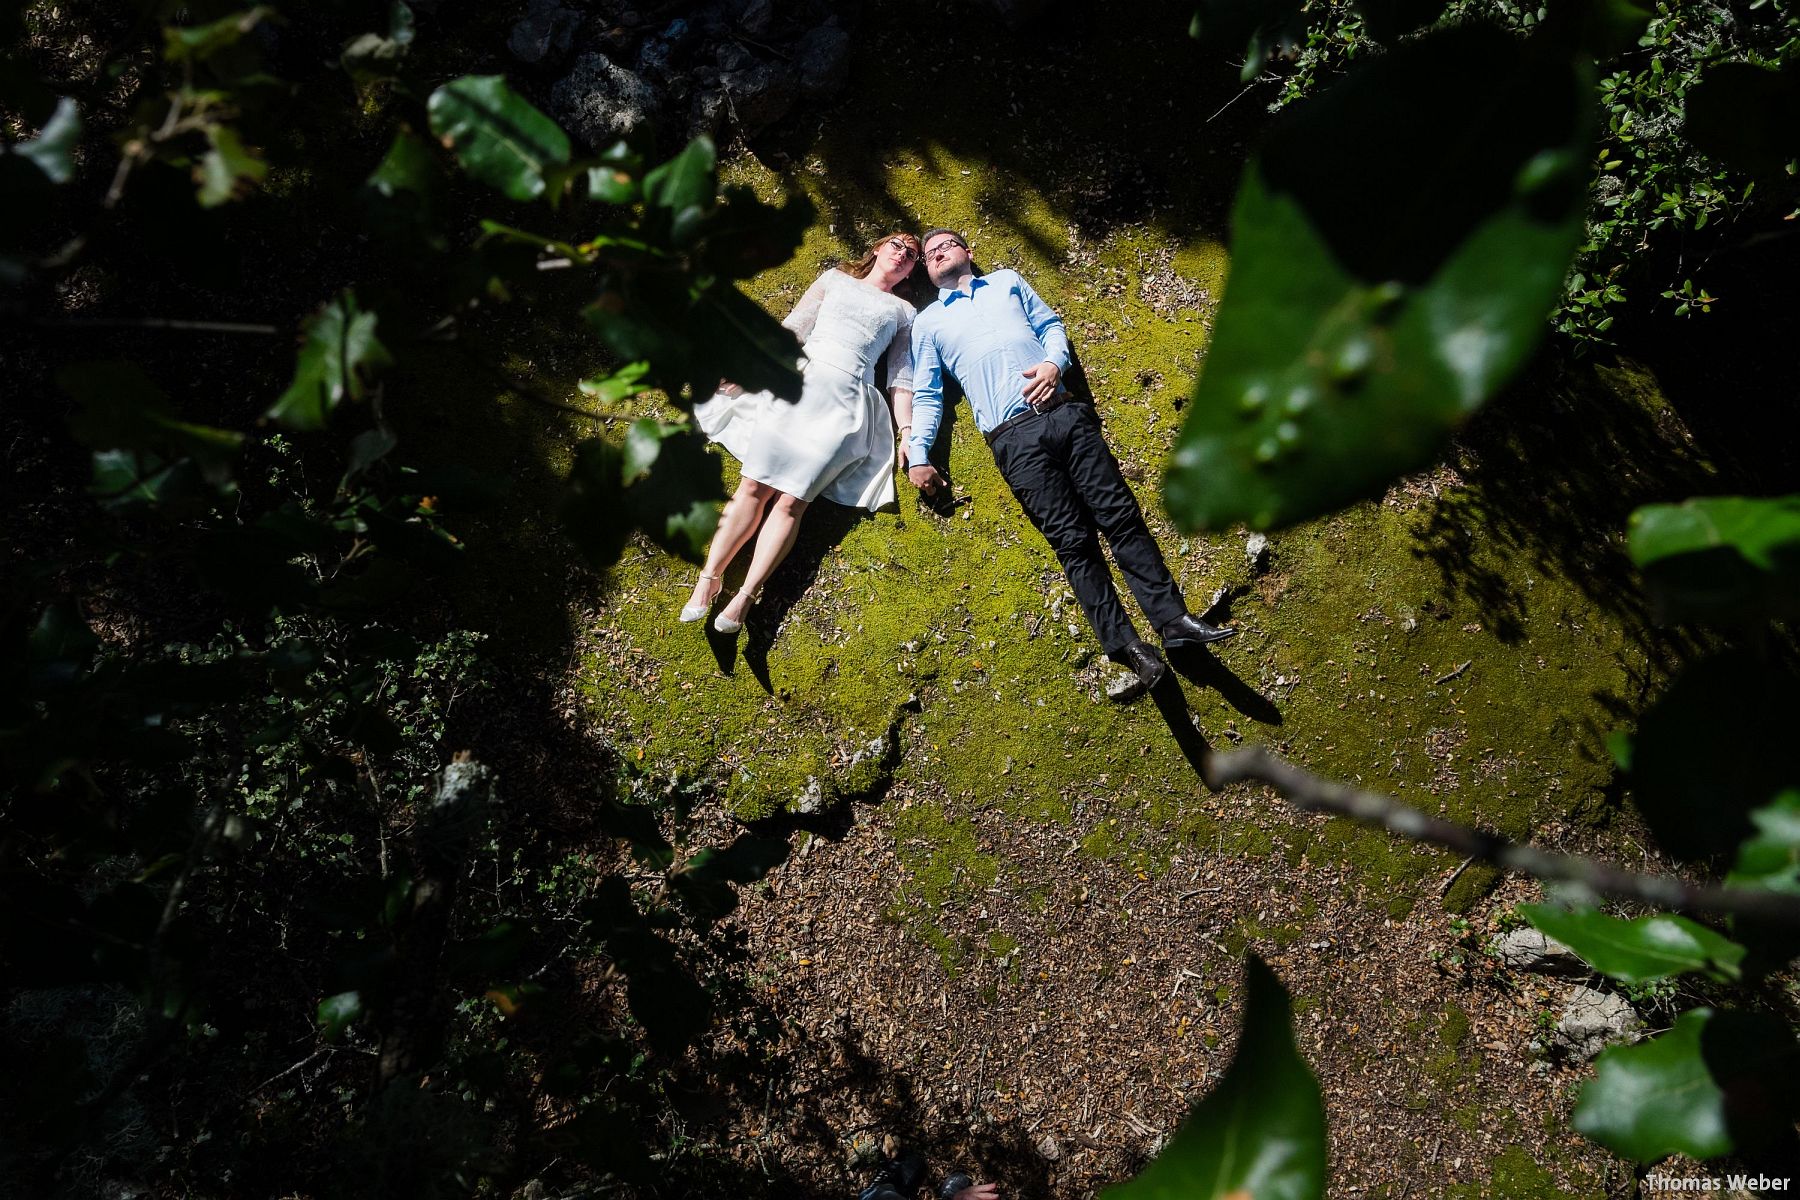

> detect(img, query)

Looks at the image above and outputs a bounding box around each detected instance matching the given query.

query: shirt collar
[938,274,988,305]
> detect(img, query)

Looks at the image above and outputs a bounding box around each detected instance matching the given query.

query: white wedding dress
[694,268,914,511]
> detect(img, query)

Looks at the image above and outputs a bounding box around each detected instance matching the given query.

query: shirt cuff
[906,437,932,465]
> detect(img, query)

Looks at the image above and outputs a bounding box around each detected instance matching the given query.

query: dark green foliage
[1629,495,1800,623]
[1518,904,1744,984]
[1,6,810,1194]
[1574,1008,1800,1161]
[427,74,571,203]
[1686,61,1800,174]
[1622,651,1800,863]
[1165,23,1592,530]
[1102,955,1326,1200]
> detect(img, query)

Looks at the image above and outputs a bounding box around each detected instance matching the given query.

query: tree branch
[1203,744,1800,926]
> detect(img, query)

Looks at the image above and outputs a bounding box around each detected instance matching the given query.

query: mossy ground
[576,0,1702,936]
[463,3,1714,1187]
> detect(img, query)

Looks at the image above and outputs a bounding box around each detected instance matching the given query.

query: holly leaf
[317,990,364,1041]
[641,135,716,215]
[427,75,570,202]
[10,95,81,185]
[1164,25,1594,531]
[1574,1008,1800,1163]
[1103,955,1325,1200]
[1727,790,1800,895]
[1628,495,1800,624]
[1518,904,1744,985]
[267,291,394,430]
[1624,652,1800,863]
[195,123,266,208]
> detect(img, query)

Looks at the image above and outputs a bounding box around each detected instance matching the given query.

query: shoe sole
[1164,626,1237,649]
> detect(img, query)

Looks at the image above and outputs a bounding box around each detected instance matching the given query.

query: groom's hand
[908,463,947,494]
[1022,360,1061,407]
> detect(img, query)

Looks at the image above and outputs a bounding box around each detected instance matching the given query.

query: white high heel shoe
[679,573,721,623]
[712,587,761,635]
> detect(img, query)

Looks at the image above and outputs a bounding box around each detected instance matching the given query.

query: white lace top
[782,268,915,393]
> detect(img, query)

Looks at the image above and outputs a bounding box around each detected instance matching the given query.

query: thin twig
[1207,80,1262,124]
[37,317,281,334]
[1204,744,1800,925]
[1434,660,1473,685]
[251,1047,333,1095]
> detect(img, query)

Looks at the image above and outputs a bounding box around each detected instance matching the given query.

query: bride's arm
[781,271,833,344]
[885,307,916,466]
[889,388,915,467]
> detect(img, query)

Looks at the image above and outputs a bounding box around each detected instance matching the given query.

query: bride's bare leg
[719,491,808,624]
[687,477,775,610]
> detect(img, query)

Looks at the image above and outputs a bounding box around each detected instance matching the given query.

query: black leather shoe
[1159,612,1237,648]
[861,1154,927,1200]
[1107,640,1166,703]
[938,1172,976,1200]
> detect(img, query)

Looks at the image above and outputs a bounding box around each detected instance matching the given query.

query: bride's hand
[718,379,744,398]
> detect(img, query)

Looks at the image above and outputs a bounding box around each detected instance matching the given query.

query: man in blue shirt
[906,228,1235,702]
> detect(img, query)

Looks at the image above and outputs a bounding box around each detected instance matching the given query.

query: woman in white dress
[680,232,922,633]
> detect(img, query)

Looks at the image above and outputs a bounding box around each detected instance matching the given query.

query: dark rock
[551,53,661,149]
[715,41,755,72]
[509,0,582,65]
[715,61,797,136]
[731,0,775,35]
[794,20,851,100]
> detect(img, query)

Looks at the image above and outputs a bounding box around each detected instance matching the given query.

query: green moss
[1443,1145,1593,1200]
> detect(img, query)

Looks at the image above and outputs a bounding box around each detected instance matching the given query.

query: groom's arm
[907,319,948,493]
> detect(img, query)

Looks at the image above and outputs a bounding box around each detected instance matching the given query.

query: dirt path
[667,776,1627,1199]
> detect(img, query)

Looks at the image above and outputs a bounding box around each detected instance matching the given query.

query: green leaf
[163,7,275,63]
[1726,789,1800,895]
[560,424,727,569]
[266,291,394,430]
[195,123,266,208]
[1103,955,1325,1200]
[1628,495,1800,623]
[693,186,814,281]
[641,135,716,214]
[61,361,244,483]
[317,990,364,1041]
[361,128,441,244]
[1518,904,1743,984]
[1686,62,1800,175]
[1164,25,1594,531]
[10,95,81,185]
[1574,1008,1800,1162]
[1625,652,1800,863]
[340,1,415,81]
[577,361,653,404]
[427,75,570,202]
[669,834,790,922]
[688,285,805,399]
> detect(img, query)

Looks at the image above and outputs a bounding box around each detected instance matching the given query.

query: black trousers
[989,402,1187,656]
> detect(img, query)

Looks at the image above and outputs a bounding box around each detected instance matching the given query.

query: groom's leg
[990,422,1139,655]
[1057,405,1188,631]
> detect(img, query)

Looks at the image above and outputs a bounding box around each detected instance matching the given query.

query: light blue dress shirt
[907,269,1072,466]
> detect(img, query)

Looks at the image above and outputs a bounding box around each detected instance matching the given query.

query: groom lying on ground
[904,227,1235,704]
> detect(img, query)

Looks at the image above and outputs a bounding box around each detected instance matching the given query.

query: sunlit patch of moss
[1444,1145,1591,1200]
[891,799,998,910]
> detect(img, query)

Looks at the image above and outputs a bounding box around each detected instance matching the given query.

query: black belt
[984,393,1078,446]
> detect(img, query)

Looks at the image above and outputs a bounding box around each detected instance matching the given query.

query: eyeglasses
[924,238,965,260]
[886,238,921,262]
